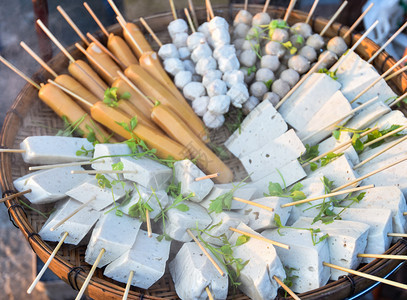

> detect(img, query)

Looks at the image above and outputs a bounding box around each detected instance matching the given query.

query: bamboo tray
[1,4,407,300]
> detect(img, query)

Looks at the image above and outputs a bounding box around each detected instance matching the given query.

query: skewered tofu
[262,227,331,293]
[333,208,393,263]
[359,135,407,165]
[92,143,132,180]
[120,156,172,191]
[85,212,142,267]
[104,230,171,289]
[165,201,212,242]
[292,217,370,280]
[170,242,228,300]
[228,223,286,300]
[344,101,391,130]
[225,99,288,158]
[13,166,88,204]
[20,136,93,165]
[39,198,101,245]
[365,110,407,135]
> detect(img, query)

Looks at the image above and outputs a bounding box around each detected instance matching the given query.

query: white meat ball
[195,57,217,76]
[288,55,310,74]
[178,47,191,60]
[252,12,271,26]
[187,32,206,51]
[290,34,305,49]
[280,69,300,88]
[264,41,286,58]
[203,111,225,129]
[255,68,275,83]
[209,16,229,32]
[318,50,338,69]
[174,71,192,89]
[211,28,231,47]
[202,70,223,87]
[191,43,212,63]
[192,96,209,117]
[263,92,281,107]
[243,96,260,114]
[290,22,313,39]
[168,19,188,39]
[198,22,210,39]
[241,40,256,51]
[276,64,288,77]
[306,33,325,50]
[173,32,188,48]
[223,70,245,88]
[164,58,185,76]
[183,82,206,101]
[240,67,255,84]
[299,45,317,62]
[213,45,236,60]
[207,79,227,98]
[327,36,348,56]
[272,79,290,98]
[239,49,257,67]
[208,95,231,114]
[218,55,240,73]
[234,10,253,26]
[250,81,268,99]
[183,60,195,74]
[260,55,280,71]
[158,44,179,60]
[271,28,289,43]
[233,23,250,39]
[247,26,266,40]
[227,83,250,108]
[233,38,245,50]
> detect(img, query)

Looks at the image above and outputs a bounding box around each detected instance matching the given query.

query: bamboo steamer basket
[1,4,407,300]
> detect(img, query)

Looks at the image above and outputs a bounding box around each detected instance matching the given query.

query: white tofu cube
[344,101,391,130]
[92,143,132,180]
[365,110,407,135]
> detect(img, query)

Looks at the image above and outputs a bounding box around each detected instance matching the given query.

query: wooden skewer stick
[57,5,90,46]
[20,41,58,78]
[145,210,152,238]
[343,2,374,39]
[0,148,26,153]
[323,262,407,290]
[75,248,106,300]
[51,197,96,231]
[301,126,379,167]
[363,124,407,148]
[276,52,330,110]
[29,160,104,171]
[229,227,290,250]
[368,21,407,63]
[195,173,219,181]
[86,33,126,69]
[350,53,407,104]
[273,275,301,300]
[188,0,199,29]
[0,55,41,90]
[84,2,109,37]
[263,0,271,13]
[388,233,407,238]
[320,1,348,37]
[0,189,32,204]
[283,0,297,22]
[403,212,407,216]
[27,231,69,294]
[117,17,144,56]
[122,270,134,300]
[116,71,154,109]
[71,170,138,175]
[301,96,379,142]
[185,8,196,33]
[233,197,274,212]
[206,0,215,20]
[385,65,407,82]
[358,253,407,260]
[244,0,249,12]
[306,0,319,24]
[332,154,407,192]
[48,79,94,108]
[169,0,178,20]
[390,91,407,108]
[206,287,214,300]
[281,185,375,208]
[186,229,225,276]
[107,0,126,24]
[139,18,163,47]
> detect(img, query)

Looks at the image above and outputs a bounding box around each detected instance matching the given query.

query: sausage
[151,104,233,183]
[114,99,161,131]
[68,59,107,100]
[38,83,111,143]
[122,22,153,58]
[91,101,188,160]
[86,42,122,85]
[125,64,209,143]
[107,33,139,67]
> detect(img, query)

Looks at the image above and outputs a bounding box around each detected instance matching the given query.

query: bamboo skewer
[390,91,407,108]
[86,33,126,69]
[301,126,379,168]
[343,3,374,39]
[75,248,106,300]
[116,71,154,109]
[71,170,138,175]
[20,41,58,78]
[57,5,90,46]
[186,229,225,276]
[388,233,407,238]
[146,210,152,238]
[206,0,215,20]
[385,65,407,81]
[368,21,407,63]
[139,18,163,47]
[229,227,290,250]
[206,287,214,300]
[117,16,144,55]
[283,0,297,22]
[195,173,219,181]
[233,197,274,212]
[306,0,319,24]
[185,8,196,33]
[263,0,271,13]
[281,185,375,208]
[169,0,178,20]
[122,270,134,300]
[48,79,94,108]
[0,55,41,90]
[27,231,69,294]
[363,124,407,148]
[29,160,104,171]
[107,0,126,24]
[243,0,248,12]
[0,148,26,153]
[403,212,407,216]
[332,155,407,192]
[84,2,110,37]
[273,275,301,300]
[188,0,199,29]
[0,189,32,204]
[358,254,407,260]
[320,1,348,37]
[323,262,407,290]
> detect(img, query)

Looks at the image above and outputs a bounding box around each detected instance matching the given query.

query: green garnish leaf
[235,235,250,246]
[95,174,112,189]
[318,68,338,80]
[112,161,124,171]
[265,79,273,90]
[175,203,189,212]
[298,144,319,164]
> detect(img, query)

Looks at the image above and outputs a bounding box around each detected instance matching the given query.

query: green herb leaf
[130,116,138,131]
[265,79,273,90]
[298,144,319,164]
[112,161,124,171]
[333,130,341,140]
[121,92,131,100]
[236,235,250,246]
[115,209,123,217]
[175,203,189,212]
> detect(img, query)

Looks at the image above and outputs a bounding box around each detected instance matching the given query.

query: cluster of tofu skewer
[1,0,407,299]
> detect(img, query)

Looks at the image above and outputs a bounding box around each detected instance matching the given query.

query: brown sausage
[107,34,139,67]
[151,104,233,183]
[114,99,160,131]
[123,23,153,59]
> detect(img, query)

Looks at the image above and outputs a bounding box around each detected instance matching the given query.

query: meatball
[318,50,338,69]
[239,49,257,68]
[240,67,256,84]
[202,70,223,87]
[255,68,275,83]
[213,45,236,60]
[252,12,271,26]
[223,70,245,87]
[260,55,280,71]
[208,95,231,115]
[207,79,227,98]
[227,83,250,108]
[271,28,289,43]
[306,33,325,50]
[327,36,348,56]
[192,96,209,117]
[299,45,317,62]
[187,32,206,51]
[183,82,206,101]
[168,19,188,39]
[173,32,188,48]
[250,81,268,99]
[264,41,286,58]
[218,56,240,73]
[243,96,260,114]
[183,60,195,74]
[288,55,310,74]
[233,23,250,39]
[178,47,191,60]
[158,44,179,60]
[191,43,212,63]
[211,28,231,48]
[290,22,313,39]
[209,16,229,32]
[203,111,225,129]
[272,79,290,98]
[280,69,300,88]
[164,58,184,76]
[263,92,281,107]
[233,38,246,50]
[290,34,305,49]
[195,56,217,76]
[174,71,192,89]
[234,9,253,26]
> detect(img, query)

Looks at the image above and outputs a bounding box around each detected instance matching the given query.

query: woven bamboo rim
[1,4,407,300]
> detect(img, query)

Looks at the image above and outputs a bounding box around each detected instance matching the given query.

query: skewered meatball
[212,28,231,47]
[327,36,348,56]
[240,49,257,67]
[288,55,310,74]
[178,47,191,60]
[192,96,209,117]
[250,81,268,98]
[208,95,231,115]
[264,41,286,58]
[240,67,256,84]
[299,45,317,62]
[191,43,212,63]
[247,26,266,40]
[260,55,280,71]
[164,58,185,76]
[280,69,300,88]
[252,12,271,26]
[227,83,250,108]
[241,40,257,51]
[168,19,188,39]
[202,70,223,87]
[209,16,229,32]
[218,56,240,73]
[195,57,217,76]
[233,38,245,50]
[203,111,225,129]
[290,22,313,39]
[173,32,188,48]
[187,32,206,51]
[290,34,305,49]
[174,71,192,89]
[276,64,288,77]
[272,79,290,98]
[158,44,179,60]
[281,52,294,66]
[183,82,206,101]
[234,10,253,26]
[233,23,250,39]
[243,96,260,114]
[198,22,210,39]
[306,33,325,50]
[207,79,227,98]
[263,92,281,106]
[213,45,236,60]
[223,70,245,87]
[255,68,275,83]
[271,28,289,43]
[318,50,338,69]
[183,60,195,74]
